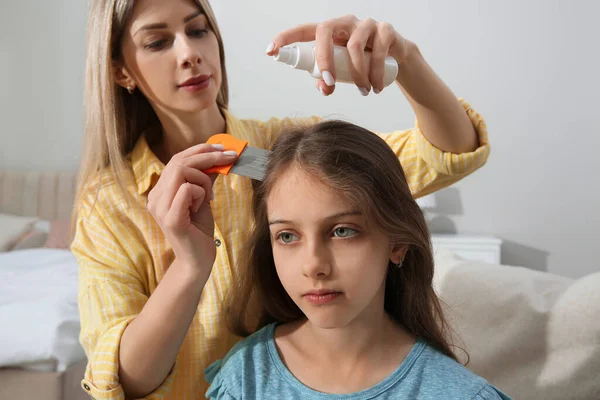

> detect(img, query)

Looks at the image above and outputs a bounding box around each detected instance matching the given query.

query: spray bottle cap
[274,46,315,72]
[275,47,296,64]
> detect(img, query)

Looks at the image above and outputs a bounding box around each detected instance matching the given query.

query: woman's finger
[313,20,336,87]
[346,18,377,95]
[151,161,219,221]
[190,201,215,238]
[175,142,226,159]
[369,22,396,93]
[164,165,217,215]
[149,143,222,203]
[183,150,237,172]
[166,183,206,232]
[316,79,335,96]
[314,15,358,88]
[181,167,214,203]
[267,23,319,55]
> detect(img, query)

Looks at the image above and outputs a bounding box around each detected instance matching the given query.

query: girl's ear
[113,60,136,90]
[390,243,409,265]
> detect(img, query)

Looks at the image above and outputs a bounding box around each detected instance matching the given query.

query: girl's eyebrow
[268,210,361,226]
[135,11,204,36]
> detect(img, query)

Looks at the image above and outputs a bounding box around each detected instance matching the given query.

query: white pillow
[0,214,38,251]
[433,248,600,400]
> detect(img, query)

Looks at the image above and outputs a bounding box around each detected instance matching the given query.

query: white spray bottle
[274,44,399,89]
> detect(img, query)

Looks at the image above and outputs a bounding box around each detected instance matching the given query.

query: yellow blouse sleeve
[377,98,490,198]
[72,188,176,400]
[254,98,488,200]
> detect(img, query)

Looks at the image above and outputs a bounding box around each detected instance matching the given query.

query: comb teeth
[230,146,270,181]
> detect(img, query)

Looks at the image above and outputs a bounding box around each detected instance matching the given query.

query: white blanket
[0,249,85,371]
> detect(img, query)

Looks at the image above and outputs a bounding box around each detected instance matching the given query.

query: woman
[73,0,489,398]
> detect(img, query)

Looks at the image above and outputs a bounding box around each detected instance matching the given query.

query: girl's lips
[304,292,342,305]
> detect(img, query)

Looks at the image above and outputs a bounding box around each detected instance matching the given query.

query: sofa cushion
[433,248,600,400]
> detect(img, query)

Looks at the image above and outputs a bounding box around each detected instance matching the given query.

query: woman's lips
[179,75,211,92]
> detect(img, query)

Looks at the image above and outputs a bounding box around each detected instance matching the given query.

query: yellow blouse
[72,99,489,399]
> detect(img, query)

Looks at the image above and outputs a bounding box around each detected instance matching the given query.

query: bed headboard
[0,171,77,220]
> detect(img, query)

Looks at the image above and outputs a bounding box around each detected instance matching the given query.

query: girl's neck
[275,314,415,394]
[153,102,226,164]
[297,313,413,363]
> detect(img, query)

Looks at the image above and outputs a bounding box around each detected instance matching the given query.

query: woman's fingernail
[373,88,381,94]
[211,144,225,150]
[322,71,335,87]
[265,42,275,54]
[358,87,370,96]
[223,150,238,157]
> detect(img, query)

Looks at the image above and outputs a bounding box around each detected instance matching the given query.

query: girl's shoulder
[205,323,277,398]
[205,323,275,378]
[410,342,511,399]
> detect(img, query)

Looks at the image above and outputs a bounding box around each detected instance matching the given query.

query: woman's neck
[153,102,226,164]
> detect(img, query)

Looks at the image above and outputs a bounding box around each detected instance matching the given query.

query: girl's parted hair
[227,120,460,362]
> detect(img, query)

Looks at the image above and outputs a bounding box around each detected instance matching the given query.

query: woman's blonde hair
[73,0,228,218]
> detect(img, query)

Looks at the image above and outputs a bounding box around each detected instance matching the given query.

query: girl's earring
[395,257,404,269]
[127,85,135,95]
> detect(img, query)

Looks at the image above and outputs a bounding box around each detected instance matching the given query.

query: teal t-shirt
[205,323,511,399]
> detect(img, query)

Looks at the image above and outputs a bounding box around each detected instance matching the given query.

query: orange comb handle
[204,134,248,175]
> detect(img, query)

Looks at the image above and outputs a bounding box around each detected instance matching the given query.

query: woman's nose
[177,36,202,68]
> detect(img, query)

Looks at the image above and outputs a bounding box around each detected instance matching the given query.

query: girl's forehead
[266,167,355,218]
[268,166,326,198]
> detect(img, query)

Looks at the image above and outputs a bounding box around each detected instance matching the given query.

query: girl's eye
[333,227,357,238]
[277,232,298,244]
[145,39,168,50]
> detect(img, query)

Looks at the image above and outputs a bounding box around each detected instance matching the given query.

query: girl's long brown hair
[227,120,461,362]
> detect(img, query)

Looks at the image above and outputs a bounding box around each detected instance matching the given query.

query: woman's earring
[395,258,404,268]
[127,85,135,95]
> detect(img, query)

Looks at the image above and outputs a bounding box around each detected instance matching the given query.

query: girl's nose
[301,240,332,279]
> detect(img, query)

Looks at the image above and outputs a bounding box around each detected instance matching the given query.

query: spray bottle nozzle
[274,46,298,66]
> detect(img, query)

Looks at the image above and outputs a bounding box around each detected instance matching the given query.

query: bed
[0,171,88,400]
[1,170,599,400]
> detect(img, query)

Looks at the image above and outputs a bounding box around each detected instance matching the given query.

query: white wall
[0,0,87,171]
[1,1,598,278]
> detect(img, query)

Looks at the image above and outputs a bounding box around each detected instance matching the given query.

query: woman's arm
[74,219,182,399]
[74,164,219,399]
[267,15,479,154]
[118,258,207,398]
[391,40,478,154]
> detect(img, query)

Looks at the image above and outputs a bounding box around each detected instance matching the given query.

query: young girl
[205,120,509,399]
[73,0,491,398]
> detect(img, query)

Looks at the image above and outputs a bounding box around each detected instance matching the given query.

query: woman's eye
[333,227,357,238]
[189,28,208,37]
[278,232,298,244]
[145,39,168,50]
